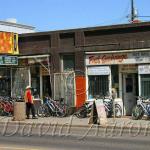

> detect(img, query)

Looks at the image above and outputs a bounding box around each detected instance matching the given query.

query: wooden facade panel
[19,40,50,55]
[60,33,75,48]
[51,33,60,48]
[60,38,75,48]
[75,31,85,47]
[19,35,50,55]
[85,34,147,45]
[84,30,150,47]
[75,51,85,73]
[50,50,61,73]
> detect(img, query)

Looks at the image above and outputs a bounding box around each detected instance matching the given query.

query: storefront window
[63,55,75,72]
[12,67,29,97]
[141,74,150,98]
[0,68,11,96]
[30,66,40,98]
[88,75,109,98]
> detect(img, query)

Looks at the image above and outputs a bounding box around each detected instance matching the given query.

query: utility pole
[129,0,150,23]
[131,0,135,22]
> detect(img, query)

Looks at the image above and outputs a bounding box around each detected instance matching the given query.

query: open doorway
[42,76,52,97]
[122,73,138,115]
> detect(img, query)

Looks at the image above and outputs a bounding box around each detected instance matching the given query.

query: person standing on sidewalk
[24,85,37,119]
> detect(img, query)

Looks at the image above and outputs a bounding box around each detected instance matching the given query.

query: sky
[0,0,150,32]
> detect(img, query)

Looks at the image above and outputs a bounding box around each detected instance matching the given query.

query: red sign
[88,54,128,65]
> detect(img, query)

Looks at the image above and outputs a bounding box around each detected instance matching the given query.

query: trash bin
[12,102,26,121]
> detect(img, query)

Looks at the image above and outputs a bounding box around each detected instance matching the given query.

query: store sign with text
[0,56,18,65]
[88,66,110,75]
[86,51,150,65]
[138,65,150,74]
[120,65,138,73]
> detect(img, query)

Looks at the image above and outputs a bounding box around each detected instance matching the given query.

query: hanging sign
[120,65,138,73]
[86,51,150,65]
[138,65,150,74]
[88,66,110,75]
[0,56,18,65]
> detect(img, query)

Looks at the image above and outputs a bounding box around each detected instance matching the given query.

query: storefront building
[86,51,150,115]
[0,31,20,97]
[19,22,150,114]
[18,54,51,98]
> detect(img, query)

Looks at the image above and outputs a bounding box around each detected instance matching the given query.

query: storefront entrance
[42,76,51,97]
[123,73,138,115]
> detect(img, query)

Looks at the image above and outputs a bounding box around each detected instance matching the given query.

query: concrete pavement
[0,116,150,138]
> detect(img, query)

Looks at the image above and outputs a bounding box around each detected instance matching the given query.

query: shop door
[42,76,52,97]
[123,74,137,115]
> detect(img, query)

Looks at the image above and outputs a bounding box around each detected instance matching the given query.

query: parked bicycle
[37,97,69,117]
[132,96,150,120]
[0,96,16,116]
[93,94,122,118]
[74,101,93,118]
[75,95,122,118]
[103,97,122,118]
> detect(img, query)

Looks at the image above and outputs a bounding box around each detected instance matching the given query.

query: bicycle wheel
[114,104,122,118]
[75,106,87,118]
[132,105,144,120]
[60,104,69,117]
[106,109,112,118]
[55,107,66,117]
[37,105,50,117]
[37,105,44,117]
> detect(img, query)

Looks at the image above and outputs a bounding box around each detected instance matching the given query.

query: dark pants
[26,102,36,118]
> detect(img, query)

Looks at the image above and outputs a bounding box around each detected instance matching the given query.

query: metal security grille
[54,72,75,107]
[88,75,109,98]
[11,67,29,98]
[141,74,150,98]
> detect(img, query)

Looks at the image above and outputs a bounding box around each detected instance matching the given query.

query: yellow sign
[0,32,19,54]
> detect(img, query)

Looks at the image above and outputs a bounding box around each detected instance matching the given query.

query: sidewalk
[0,116,150,128]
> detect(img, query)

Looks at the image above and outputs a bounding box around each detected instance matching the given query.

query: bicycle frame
[137,97,150,116]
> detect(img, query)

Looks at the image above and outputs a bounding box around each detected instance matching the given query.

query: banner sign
[120,65,138,73]
[0,32,19,54]
[138,65,150,74]
[0,56,18,65]
[86,51,150,65]
[88,66,110,75]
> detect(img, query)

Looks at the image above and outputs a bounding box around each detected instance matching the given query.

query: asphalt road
[0,123,150,150]
[0,134,150,150]
[0,124,150,150]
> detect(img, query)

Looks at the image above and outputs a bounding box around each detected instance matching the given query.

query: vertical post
[109,66,112,96]
[40,66,43,99]
[85,66,89,99]
[131,0,135,22]
[10,68,12,97]
[138,70,141,96]
[73,72,76,107]
[28,66,31,86]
